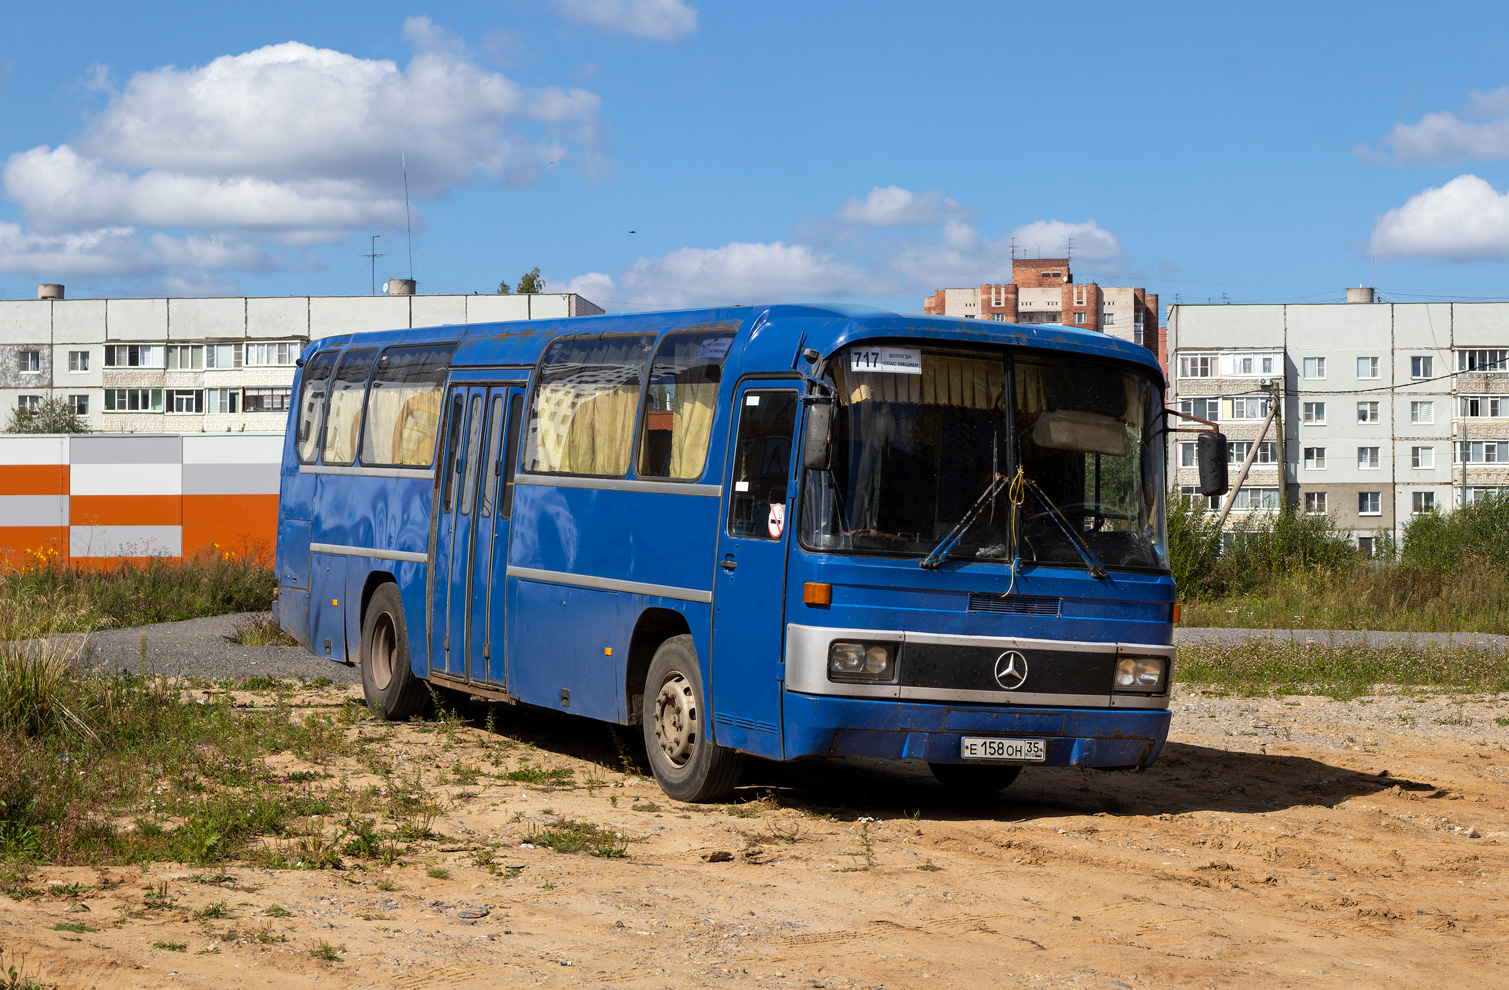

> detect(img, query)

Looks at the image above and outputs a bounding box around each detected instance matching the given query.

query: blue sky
[4,1,1509,313]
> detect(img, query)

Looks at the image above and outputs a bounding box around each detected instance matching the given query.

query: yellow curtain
[667,383,717,479]
[842,355,1003,410]
[392,387,443,465]
[323,389,364,463]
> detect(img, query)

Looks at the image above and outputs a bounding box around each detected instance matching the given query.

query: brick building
[923,259,1164,372]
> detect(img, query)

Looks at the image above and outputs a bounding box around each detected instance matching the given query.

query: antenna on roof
[1065,237,1073,267]
[363,235,386,296]
[402,154,414,281]
[1010,236,1017,261]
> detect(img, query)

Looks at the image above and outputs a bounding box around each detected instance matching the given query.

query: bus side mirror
[1197,432,1229,497]
[803,402,832,472]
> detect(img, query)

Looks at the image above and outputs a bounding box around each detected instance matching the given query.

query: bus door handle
[720,555,737,572]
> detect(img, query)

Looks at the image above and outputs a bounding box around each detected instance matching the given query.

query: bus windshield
[800,344,1167,571]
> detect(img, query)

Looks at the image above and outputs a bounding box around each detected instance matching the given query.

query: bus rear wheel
[360,583,429,721]
[928,762,1022,796]
[643,635,743,803]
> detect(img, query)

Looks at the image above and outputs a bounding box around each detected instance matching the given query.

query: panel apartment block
[0,289,603,434]
[1167,296,1503,547]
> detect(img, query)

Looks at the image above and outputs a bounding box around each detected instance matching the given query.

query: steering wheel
[1023,502,1135,532]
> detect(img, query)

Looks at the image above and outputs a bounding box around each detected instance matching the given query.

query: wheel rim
[370,612,396,690]
[652,672,697,767]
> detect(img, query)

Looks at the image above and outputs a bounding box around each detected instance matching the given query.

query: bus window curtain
[667,382,717,479]
[537,385,639,476]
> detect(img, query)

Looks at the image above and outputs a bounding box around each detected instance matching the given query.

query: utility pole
[364,235,385,295]
[1271,378,1286,508]
[1214,398,1281,530]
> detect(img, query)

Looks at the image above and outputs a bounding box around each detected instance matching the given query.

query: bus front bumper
[782,692,1171,769]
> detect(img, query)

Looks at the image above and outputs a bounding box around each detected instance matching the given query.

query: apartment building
[1166,290,1508,548]
[923,258,1164,370]
[0,285,603,433]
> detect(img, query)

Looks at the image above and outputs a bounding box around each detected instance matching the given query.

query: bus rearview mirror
[803,402,832,471]
[1197,432,1229,497]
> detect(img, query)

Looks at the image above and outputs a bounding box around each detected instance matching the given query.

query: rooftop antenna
[1010,236,1017,261]
[363,234,386,295]
[402,154,414,280]
[1065,237,1074,267]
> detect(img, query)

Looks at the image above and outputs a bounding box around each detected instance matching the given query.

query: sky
[4,1,1509,314]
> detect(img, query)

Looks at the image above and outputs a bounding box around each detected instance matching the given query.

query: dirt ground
[5,684,1507,990]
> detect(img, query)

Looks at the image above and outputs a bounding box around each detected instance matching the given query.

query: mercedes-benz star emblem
[993,650,1029,691]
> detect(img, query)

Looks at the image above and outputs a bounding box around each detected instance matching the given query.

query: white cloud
[1372,87,1509,164]
[1007,219,1121,262]
[551,0,697,41]
[564,187,1128,311]
[834,186,962,228]
[0,28,603,280]
[1370,174,1509,260]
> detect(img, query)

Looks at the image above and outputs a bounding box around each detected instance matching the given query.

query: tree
[4,396,90,434]
[496,279,513,295]
[516,267,546,294]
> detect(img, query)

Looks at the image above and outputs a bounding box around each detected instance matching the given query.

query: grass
[151,940,187,952]
[310,941,343,962]
[502,766,575,786]
[229,613,299,647]
[1176,640,1509,698]
[531,818,628,857]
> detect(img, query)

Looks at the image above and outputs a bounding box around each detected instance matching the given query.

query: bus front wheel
[643,635,743,803]
[360,583,429,721]
[928,762,1021,796]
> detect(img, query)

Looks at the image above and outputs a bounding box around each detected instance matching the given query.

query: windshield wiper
[919,472,1010,569]
[1023,479,1108,579]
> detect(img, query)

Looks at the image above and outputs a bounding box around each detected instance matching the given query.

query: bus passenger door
[432,386,486,680]
[468,386,525,688]
[710,383,800,760]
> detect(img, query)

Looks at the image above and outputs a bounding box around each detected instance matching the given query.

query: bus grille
[967,592,1061,616]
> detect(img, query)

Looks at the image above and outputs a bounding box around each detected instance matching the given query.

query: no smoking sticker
[767,502,786,539]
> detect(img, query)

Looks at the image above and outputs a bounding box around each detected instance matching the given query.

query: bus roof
[301,302,1163,379]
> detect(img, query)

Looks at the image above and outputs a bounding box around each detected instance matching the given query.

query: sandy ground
[4,685,1506,990]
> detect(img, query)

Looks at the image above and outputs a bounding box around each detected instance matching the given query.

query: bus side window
[360,343,457,467]
[479,395,505,518]
[525,334,653,476]
[459,395,485,515]
[322,348,377,466]
[727,390,798,539]
[442,393,464,513]
[295,351,337,464]
[638,331,733,480]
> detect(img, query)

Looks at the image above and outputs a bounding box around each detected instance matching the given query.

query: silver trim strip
[311,542,429,563]
[515,473,720,497]
[507,565,712,604]
[305,464,436,479]
[900,686,1109,707]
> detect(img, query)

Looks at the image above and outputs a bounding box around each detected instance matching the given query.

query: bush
[1401,492,1509,569]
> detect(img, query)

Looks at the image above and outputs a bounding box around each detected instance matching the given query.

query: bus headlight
[1114,656,1168,693]
[828,642,895,682]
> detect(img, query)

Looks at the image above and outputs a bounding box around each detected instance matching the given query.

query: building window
[68,350,89,372]
[1457,348,1509,372]
[18,350,39,373]
[1102,312,1115,325]
[1412,491,1436,514]
[104,388,163,412]
[1305,491,1327,514]
[1223,396,1272,420]
[1179,397,1218,422]
[1357,401,1379,423]
[167,389,204,414]
[1454,440,1509,463]
[1228,440,1277,465]
[243,387,292,413]
[1179,442,1197,468]
[1411,445,1434,469]
[1411,355,1433,379]
[1357,356,1379,379]
[17,395,41,411]
[1302,401,1326,424]
[166,345,204,371]
[207,388,240,413]
[1302,356,1326,379]
[205,343,244,369]
[1411,400,1434,424]
[68,394,88,415]
[1179,355,1215,378]
[1073,312,1087,325]
[1262,355,1275,375]
[1229,487,1280,510]
[1458,395,1509,418]
[1178,485,1220,511]
[1357,536,1375,555]
[104,344,164,368]
[1237,354,1254,375]
[1357,446,1380,469]
[245,342,298,367]
[1303,446,1326,469]
[1465,486,1509,505]
[1358,491,1381,515]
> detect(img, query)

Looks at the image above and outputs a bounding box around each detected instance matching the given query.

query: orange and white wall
[0,433,281,567]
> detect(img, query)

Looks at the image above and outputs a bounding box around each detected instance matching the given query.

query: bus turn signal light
[1172,603,1181,623]
[803,582,832,606]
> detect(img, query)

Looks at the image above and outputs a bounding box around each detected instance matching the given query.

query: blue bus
[276,304,1186,802]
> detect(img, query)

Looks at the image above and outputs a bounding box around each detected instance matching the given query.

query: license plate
[960,737,1046,762]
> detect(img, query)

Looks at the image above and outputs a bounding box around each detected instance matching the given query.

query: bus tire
[360,583,429,721]
[928,762,1021,796]
[643,635,743,803]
